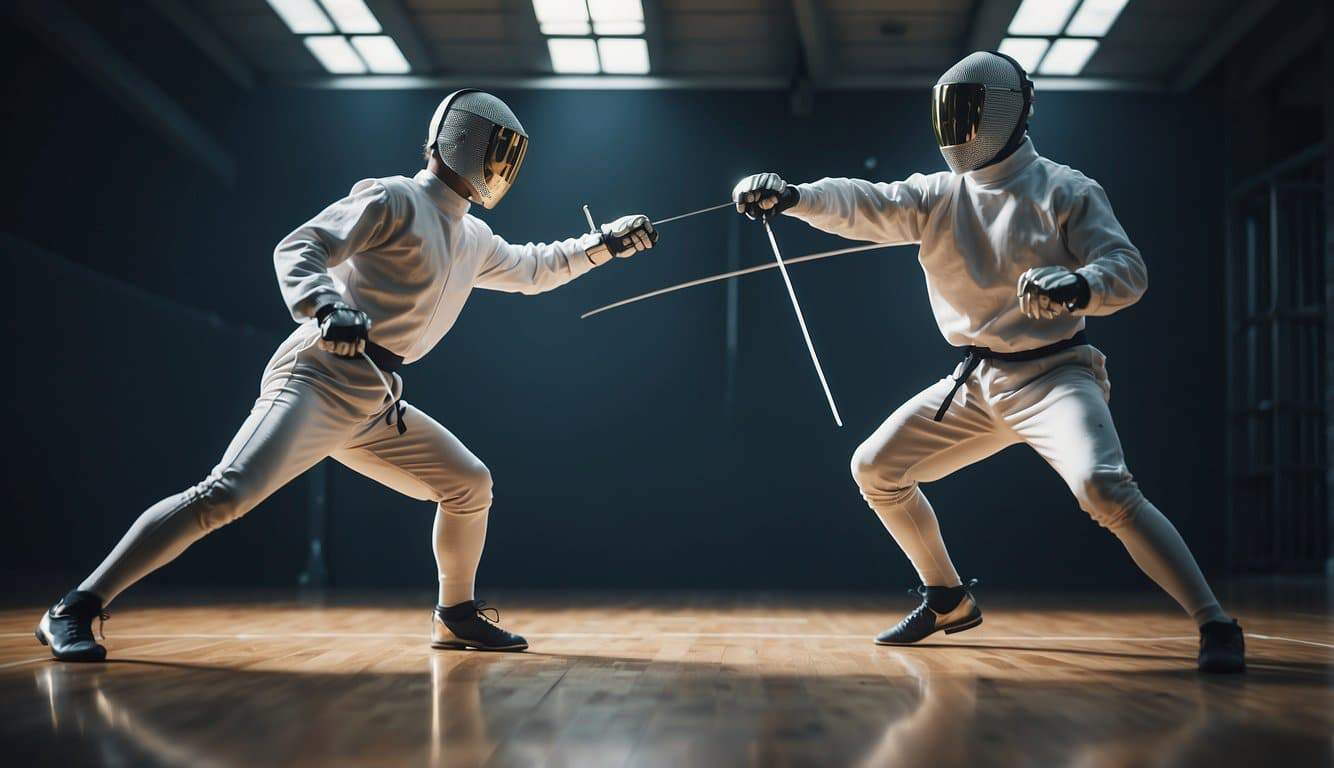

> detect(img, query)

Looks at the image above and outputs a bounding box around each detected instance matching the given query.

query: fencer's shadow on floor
[6,644,1329,768]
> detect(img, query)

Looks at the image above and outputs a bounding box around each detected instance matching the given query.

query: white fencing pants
[81,325,490,607]
[850,346,1226,626]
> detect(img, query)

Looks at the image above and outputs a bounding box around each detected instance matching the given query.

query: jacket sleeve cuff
[1073,267,1104,315]
[786,183,817,217]
[295,291,344,320]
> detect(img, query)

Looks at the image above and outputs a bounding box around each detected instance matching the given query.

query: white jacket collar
[965,136,1038,186]
[414,169,471,217]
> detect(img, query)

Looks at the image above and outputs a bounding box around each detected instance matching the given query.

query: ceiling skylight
[267,0,414,74]
[548,38,601,74]
[266,0,333,34]
[319,0,381,34]
[304,35,366,74]
[1001,0,1127,77]
[534,0,651,76]
[351,35,411,74]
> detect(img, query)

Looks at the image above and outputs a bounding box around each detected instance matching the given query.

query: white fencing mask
[931,51,1034,174]
[426,90,528,209]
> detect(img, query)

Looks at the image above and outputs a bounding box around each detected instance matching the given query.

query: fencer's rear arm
[1064,180,1147,316]
[472,230,603,296]
[786,175,939,245]
[273,180,401,321]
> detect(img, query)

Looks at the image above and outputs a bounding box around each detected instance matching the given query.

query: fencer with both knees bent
[734,51,1244,672]
[36,89,659,661]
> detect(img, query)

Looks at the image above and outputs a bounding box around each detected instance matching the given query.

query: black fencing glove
[315,301,372,357]
[586,214,658,265]
[1017,266,1091,320]
[733,172,799,221]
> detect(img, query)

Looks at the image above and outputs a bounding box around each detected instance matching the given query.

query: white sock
[434,506,487,607]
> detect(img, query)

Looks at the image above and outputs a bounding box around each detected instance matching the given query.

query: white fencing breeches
[850,346,1226,626]
[82,326,490,606]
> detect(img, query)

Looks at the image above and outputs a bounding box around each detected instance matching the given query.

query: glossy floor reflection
[1,590,1329,767]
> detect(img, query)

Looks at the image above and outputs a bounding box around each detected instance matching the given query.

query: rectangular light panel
[1065,0,1130,37]
[540,21,591,35]
[997,37,1051,72]
[597,37,650,75]
[265,0,334,34]
[1037,38,1099,75]
[593,21,645,35]
[351,35,411,73]
[1007,0,1080,36]
[533,0,589,25]
[304,35,367,73]
[318,0,381,34]
[548,38,600,74]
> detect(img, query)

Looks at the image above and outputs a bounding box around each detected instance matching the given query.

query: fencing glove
[586,214,658,265]
[733,173,799,220]
[1017,266,1090,320]
[315,301,372,357]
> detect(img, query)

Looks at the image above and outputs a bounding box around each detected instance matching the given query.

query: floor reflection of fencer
[855,654,978,768]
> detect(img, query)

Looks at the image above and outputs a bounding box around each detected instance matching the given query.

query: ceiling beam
[148,0,253,90]
[1172,0,1279,92]
[364,0,434,74]
[642,0,667,77]
[1237,4,1323,93]
[10,0,236,184]
[790,0,834,86]
[965,0,1022,55]
[504,0,549,74]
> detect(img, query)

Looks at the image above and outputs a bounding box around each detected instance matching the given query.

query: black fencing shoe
[36,590,108,662]
[875,579,982,646]
[1198,619,1246,674]
[432,600,528,652]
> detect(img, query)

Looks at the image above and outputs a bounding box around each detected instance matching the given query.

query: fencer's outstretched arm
[1063,180,1147,316]
[273,180,401,321]
[787,175,940,245]
[474,214,658,295]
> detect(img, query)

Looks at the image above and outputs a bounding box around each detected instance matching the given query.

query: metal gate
[1224,144,1327,573]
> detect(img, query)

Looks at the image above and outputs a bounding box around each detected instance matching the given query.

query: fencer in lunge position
[37,89,659,661]
[732,51,1245,672]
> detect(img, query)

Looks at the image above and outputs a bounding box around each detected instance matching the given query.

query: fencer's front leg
[585,214,658,265]
[1016,266,1090,320]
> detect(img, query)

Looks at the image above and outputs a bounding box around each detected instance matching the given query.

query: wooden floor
[1,589,1329,767]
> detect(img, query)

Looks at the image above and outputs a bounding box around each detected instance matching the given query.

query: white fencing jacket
[788,138,1146,352]
[274,169,602,364]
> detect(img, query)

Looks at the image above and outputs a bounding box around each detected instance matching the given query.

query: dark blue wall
[4,30,1225,598]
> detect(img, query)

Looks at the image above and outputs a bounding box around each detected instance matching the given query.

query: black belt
[932,330,1088,422]
[364,341,404,373]
[363,341,407,434]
